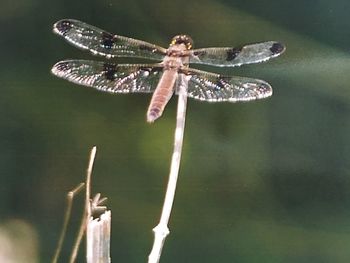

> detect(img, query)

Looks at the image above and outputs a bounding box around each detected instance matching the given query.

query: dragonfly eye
[170,35,193,50]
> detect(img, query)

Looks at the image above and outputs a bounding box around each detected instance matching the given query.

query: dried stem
[52,183,85,263]
[69,146,97,263]
[86,210,112,263]
[148,77,188,263]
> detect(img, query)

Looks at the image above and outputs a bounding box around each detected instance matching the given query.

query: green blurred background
[1,0,350,262]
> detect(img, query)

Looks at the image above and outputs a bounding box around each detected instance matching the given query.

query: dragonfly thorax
[162,57,183,70]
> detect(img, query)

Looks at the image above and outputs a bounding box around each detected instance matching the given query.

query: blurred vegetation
[1,0,350,262]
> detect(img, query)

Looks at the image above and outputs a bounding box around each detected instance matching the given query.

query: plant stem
[70,146,97,263]
[86,210,111,263]
[148,77,188,263]
[52,183,85,263]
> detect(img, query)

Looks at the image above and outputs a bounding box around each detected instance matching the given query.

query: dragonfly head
[170,35,193,50]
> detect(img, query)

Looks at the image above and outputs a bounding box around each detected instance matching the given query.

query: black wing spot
[270,42,285,55]
[103,63,118,81]
[54,20,73,36]
[226,47,242,61]
[54,61,70,72]
[257,82,270,92]
[101,32,115,49]
[193,50,206,56]
[216,76,231,90]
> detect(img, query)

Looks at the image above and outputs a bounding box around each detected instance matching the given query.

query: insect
[51,19,285,122]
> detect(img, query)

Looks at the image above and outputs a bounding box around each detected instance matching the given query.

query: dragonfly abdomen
[147,69,178,123]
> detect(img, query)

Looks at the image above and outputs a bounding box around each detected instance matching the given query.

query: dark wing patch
[269,42,285,55]
[55,20,73,35]
[53,19,167,60]
[103,63,118,81]
[100,31,115,50]
[226,47,242,61]
[189,41,285,67]
[180,68,272,102]
[51,60,163,94]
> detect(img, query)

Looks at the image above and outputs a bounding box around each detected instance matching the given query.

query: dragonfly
[51,19,285,122]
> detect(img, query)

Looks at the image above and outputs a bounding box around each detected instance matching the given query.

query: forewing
[53,19,167,60]
[189,41,285,67]
[181,68,272,102]
[51,60,163,93]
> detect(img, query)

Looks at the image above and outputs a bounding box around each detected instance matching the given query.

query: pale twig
[85,164,111,263]
[86,210,112,263]
[148,76,188,263]
[52,182,85,263]
[69,146,97,263]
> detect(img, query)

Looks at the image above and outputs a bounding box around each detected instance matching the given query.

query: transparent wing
[189,41,285,67]
[51,60,163,93]
[181,68,272,102]
[53,19,167,60]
